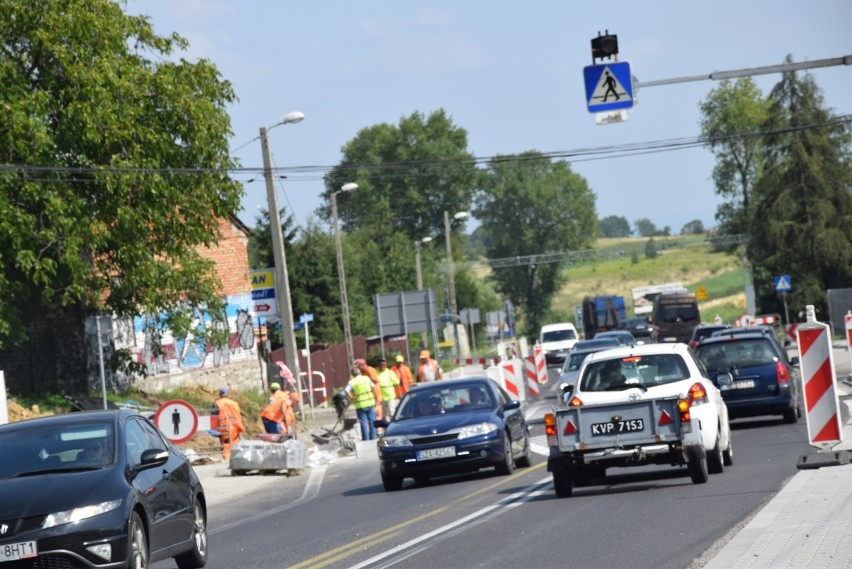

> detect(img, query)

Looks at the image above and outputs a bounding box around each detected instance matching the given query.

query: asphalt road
[151,344,850,569]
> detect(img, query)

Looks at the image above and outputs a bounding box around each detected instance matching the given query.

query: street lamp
[332,182,359,365]
[444,210,468,357]
[260,111,304,385]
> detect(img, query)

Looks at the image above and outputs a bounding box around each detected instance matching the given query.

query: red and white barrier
[845,311,852,375]
[454,357,501,367]
[797,307,842,449]
[786,323,799,343]
[487,359,525,402]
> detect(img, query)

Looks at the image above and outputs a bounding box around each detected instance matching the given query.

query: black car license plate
[591,418,645,436]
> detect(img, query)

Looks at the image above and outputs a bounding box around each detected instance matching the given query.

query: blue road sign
[774,275,792,292]
[584,61,634,113]
[299,313,314,324]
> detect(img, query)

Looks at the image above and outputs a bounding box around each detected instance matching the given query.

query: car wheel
[514,431,532,468]
[494,432,514,476]
[381,472,403,491]
[723,437,734,467]
[688,456,709,484]
[126,512,148,569]
[175,497,208,569]
[707,434,724,474]
[553,471,573,498]
[782,407,798,424]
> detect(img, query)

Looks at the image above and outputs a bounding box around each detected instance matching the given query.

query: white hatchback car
[564,342,732,483]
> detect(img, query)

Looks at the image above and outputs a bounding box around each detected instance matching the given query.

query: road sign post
[774,275,792,325]
[300,313,315,419]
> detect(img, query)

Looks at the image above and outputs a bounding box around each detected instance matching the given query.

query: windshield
[396,384,495,419]
[542,329,576,342]
[0,421,116,479]
[659,304,699,323]
[579,354,689,392]
[695,338,778,371]
[564,351,593,372]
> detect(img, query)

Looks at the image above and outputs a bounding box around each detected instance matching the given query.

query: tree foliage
[699,78,770,239]
[0,0,241,350]
[474,152,597,335]
[599,215,632,237]
[680,219,705,235]
[747,63,851,316]
[634,218,658,237]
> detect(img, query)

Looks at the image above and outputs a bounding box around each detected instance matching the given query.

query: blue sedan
[376,377,531,491]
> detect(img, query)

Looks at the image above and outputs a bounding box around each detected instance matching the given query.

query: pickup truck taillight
[776,361,790,384]
[567,396,583,407]
[676,383,707,432]
[544,413,558,446]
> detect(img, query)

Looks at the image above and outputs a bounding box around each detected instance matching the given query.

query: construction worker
[261,382,292,435]
[354,358,384,419]
[344,364,380,440]
[417,350,442,382]
[210,386,245,460]
[270,381,298,436]
[376,357,400,421]
[391,354,415,396]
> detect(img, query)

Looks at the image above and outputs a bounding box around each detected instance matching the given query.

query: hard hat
[270,382,281,391]
[395,355,405,363]
[219,386,229,395]
[419,350,430,359]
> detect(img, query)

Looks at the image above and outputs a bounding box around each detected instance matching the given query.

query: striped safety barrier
[487,359,525,402]
[454,357,502,367]
[797,308,842,449]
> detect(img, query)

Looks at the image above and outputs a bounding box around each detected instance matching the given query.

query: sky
[125,1,852,235]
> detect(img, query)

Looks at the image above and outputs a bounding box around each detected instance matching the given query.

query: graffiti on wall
[101,292,259,380]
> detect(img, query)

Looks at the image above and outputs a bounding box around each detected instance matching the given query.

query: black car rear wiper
[604,383,647,392]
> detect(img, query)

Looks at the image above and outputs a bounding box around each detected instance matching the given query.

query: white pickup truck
[545,343,732,497]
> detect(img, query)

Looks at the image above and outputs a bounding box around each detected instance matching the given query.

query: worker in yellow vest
[376,357,400,421]
[344,364,381,440]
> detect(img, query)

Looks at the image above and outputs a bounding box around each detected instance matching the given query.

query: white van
[539,323,579,365]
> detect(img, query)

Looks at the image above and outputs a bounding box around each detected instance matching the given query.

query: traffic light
[591,31,619,60]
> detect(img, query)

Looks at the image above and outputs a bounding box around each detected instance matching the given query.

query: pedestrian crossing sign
[583,61,634,113]
[774,275,792,292]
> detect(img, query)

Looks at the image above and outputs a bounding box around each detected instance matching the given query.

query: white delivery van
[539,323,579,365]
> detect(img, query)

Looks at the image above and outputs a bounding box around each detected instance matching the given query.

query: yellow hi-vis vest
[377,369,400,400]
[349,375,376,409]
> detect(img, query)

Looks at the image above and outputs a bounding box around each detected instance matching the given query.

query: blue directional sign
[583,61,634,113]
[774,275,792,292]
[299,313,314,324]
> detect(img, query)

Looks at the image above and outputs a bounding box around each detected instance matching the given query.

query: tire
[688,456,709,484]
[126,512,148,569]
[515,431,532,468]
[175,498,208,569]
[494,432,515,476]
[782,407,798,424]
[723,437,734,467]
[707,434,724,474]
[381,472,403,491]
[553,471,573,498]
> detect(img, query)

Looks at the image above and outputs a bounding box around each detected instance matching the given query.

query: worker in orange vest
[391,354,415,396]
[210,386,245,460]
[261,382,293,435]
[417,350,442,382]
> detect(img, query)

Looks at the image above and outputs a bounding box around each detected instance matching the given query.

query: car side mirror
[716,373,733,388]
[374,419,390,429]
[504,400,521,411]
[137,448,169,471]
[789,356,800,366]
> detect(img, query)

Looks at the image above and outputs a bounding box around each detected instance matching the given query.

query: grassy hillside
[473,236,750,330]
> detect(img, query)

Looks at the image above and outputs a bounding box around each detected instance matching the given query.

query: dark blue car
[694,332,801,423]
[376,377,530,491]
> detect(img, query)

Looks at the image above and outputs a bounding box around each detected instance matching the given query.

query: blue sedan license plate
[0,541,38,562]
[417,446,456,461]
[591,418,645,436]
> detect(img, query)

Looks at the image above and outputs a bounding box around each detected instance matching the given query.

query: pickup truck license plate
[417,446,455,461]
[591,418,645,436]
[0,541,38,562]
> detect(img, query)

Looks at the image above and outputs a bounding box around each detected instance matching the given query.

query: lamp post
[260,111,304,384]
[415,236,433,349]
[333,182,359,365]
[443,210,468,357]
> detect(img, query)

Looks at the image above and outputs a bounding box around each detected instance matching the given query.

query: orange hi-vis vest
[271,389,297,426]
[261,396,289,424]
[211,397,244,435]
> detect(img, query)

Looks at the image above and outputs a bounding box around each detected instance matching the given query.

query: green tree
[599,215,632,237]
[0,0,240,351]
[474,152,597,335]
[699,78,770,239]
[634,218,658,237]
[748,62,852,317]
[680,219,705,235]
[645,238,658,259]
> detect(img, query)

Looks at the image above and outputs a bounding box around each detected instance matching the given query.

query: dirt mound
[6,400,52,422]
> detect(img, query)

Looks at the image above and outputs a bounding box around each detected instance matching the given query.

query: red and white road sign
[785,323,799,343]
[154,400,199,445]
[797,322,842,449]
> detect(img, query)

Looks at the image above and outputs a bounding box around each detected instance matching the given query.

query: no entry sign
[154,400,199,445]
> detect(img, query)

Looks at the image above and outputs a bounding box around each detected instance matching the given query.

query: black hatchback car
[694,332,801,423]
[0,409,207,569]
